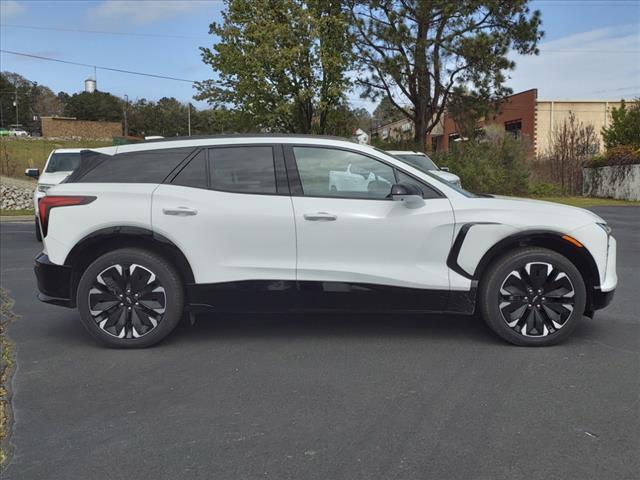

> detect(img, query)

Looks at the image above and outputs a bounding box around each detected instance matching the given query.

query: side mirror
[439,166,450,172]
[25,168,40,179]
[391,182,424,208]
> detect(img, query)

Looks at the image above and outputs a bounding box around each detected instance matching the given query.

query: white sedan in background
[388,150,462,187]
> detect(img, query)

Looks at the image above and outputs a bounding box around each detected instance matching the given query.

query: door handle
[303,212,337,222]
[162,206,198,216]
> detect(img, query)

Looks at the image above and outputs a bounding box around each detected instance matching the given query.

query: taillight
[38,195,96,237]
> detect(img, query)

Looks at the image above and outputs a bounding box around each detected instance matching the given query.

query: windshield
[45,152,81,173]
[393,153,439,171]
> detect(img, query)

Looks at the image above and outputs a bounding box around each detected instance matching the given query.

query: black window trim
[282,144,444,201]
[164,148,204,186]
[165,143,289,196]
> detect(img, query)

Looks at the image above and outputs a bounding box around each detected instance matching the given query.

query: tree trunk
[414,109,427,152]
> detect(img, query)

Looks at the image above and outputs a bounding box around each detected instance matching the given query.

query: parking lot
[1,206,638,480]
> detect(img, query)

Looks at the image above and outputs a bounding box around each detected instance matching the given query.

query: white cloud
[507,24,640,99]
[0,0,25,18]
[87,0,220,26]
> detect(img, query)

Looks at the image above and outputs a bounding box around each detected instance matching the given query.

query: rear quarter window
[67,147,195,183]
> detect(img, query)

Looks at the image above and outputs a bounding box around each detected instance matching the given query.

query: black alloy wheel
[88,263,166,339]
[479,247,586,346]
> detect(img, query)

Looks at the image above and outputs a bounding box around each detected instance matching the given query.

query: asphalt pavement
[1,207,638,480]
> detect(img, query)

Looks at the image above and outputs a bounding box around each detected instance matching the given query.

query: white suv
[34,135,617,348]
[25,148,83,241]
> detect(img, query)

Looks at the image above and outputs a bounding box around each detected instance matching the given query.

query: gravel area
[0,177,35,211]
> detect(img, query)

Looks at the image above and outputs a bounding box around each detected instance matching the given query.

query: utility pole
[13,89,18,128]
[187,102,191,136]
[123,94,129,136]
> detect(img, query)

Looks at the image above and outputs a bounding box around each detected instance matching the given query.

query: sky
[0,0,639,112]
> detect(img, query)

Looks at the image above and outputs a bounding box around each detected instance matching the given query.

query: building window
[431,136,441,152]
[505,120,522,139]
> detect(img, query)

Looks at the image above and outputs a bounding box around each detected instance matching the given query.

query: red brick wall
[435,89,537,153]
[41,117,122,139]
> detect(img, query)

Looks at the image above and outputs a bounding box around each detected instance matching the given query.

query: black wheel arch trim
[448,224,601,289]
[64,226,195,303]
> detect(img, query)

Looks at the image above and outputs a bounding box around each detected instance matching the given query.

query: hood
[489,195,606,224]
[431,170,460,183]
[38,171,73,186]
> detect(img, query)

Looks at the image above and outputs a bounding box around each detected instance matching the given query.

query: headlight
[597,222,612,235]
[37,184,53,193]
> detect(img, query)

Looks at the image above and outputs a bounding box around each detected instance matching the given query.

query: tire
[76,248,184,348]
[35,217,42,242]
[478,247,586,346]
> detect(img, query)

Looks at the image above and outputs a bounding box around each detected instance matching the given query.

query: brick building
[41,116,122,139]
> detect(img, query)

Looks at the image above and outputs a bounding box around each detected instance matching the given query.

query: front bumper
[34,252,74,308]
[591,288,615,311]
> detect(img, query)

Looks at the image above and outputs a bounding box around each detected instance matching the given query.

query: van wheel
[479,247,586,346]
[35,217,42,242]
[76,248,184,348]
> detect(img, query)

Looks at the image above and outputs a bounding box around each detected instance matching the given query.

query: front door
[287,145,455,310]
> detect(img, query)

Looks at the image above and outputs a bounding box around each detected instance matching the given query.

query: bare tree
[544,113,599,195]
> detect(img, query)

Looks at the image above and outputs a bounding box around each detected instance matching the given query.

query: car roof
[88,134,364,156]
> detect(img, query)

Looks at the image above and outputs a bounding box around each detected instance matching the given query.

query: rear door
[152,145,296,290]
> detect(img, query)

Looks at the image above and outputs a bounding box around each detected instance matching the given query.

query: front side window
[293,147,395,199]
[396,170,441,199]
[209,146,276,194]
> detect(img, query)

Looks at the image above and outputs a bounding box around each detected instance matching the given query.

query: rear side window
[172,150,207,189]
[208,146,276,194]
[68,147,194,183]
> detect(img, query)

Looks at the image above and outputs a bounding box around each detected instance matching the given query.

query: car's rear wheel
[479,247,586,346]
[76,248,184,348]
[35,216,42,242]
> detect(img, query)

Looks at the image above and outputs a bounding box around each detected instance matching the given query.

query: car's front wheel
[76,248,184,348]
[479,247,586,346]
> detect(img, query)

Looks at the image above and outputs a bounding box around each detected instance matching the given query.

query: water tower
[84,78,96,93]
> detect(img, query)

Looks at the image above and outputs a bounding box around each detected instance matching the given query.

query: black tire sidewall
[76,248,184,348]
[479,248,587,346]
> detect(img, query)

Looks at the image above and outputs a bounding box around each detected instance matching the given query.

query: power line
[0,49,200,83]
[1,23,210,41]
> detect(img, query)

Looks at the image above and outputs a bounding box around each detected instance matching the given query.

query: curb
[0,216,32,223]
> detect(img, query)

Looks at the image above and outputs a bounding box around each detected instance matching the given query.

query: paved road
[1,207,638,480]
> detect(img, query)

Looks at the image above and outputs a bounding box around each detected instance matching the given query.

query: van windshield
[45,152,81,173]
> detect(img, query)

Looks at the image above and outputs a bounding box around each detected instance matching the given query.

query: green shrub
[432,126,530,195]
[585,145,640,168]
[601,99,640,150]
[528,181,562,197]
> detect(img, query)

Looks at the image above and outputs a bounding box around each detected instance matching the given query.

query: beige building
[535,100,627,156]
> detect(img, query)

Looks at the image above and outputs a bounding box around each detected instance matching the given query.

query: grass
[0,137,112,178]
[532,196,640,207]
[0,288,17,466]
[0,209,34,217]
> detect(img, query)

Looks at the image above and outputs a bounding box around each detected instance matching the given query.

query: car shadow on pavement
[163,311,507,346]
